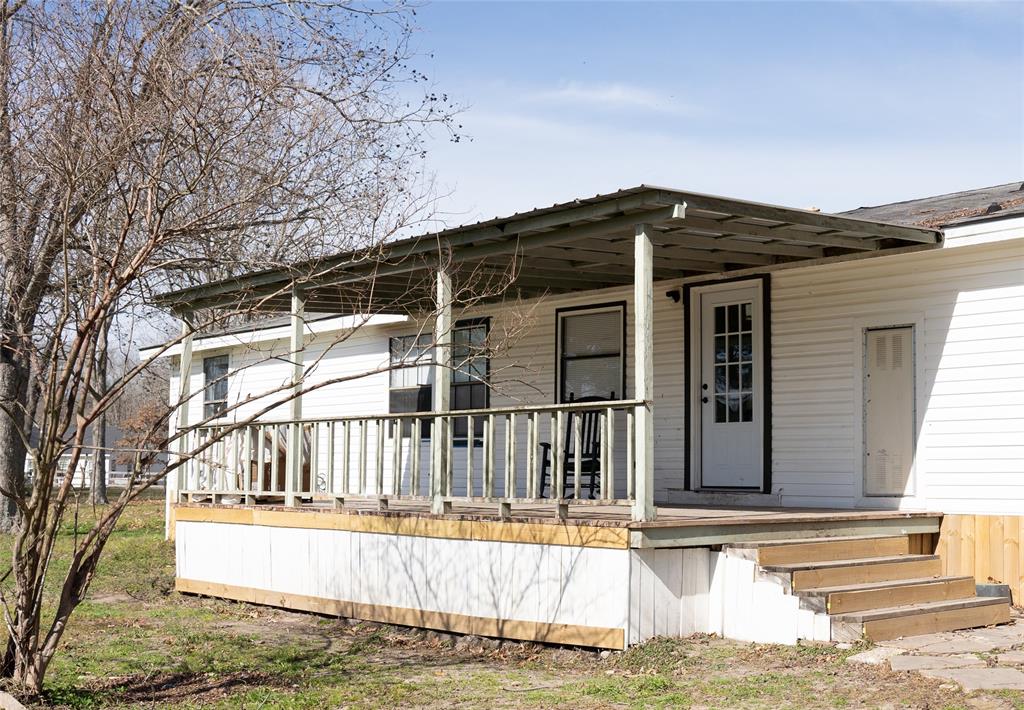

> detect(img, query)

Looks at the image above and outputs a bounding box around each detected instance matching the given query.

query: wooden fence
[933,514,1023,605]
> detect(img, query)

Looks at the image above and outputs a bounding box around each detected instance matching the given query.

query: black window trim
[554,301,627,404]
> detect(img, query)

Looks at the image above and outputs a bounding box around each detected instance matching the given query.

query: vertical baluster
[445,416,454,497]
[374,418,384,495]
[553,410,564,500]
[194,429,202,492]
[186,429,194,492]
[341,420,351,495]
[626,407,635,500]
[221,429,228,491]
[193,429,201,492]
[195,430,203,492]
[242,425,252,496]
[220,429,227,491]
[224,428,231,492]
[203,430,211,492]
[197,429,204,492]
[206,428,215,489]
[308,423,319,496]
[604,407,615,500]
[231,428,240,492]
[392,418,402,495]
[503,414,512,498]
[270,425,280,493]
[483,414,494,497]
[359,419,368,495]
[411,417,421,496]
[207,430,215,492]
[465,415,474,497]
[573,413,582,499]
[208,430,215,492]
[428,417,436,501]
[255,425,265,494]
[508,413,517,498]
[326,421,336,496]
[208,428,215,489]
[526,412,537,498]
[207,430,214,492]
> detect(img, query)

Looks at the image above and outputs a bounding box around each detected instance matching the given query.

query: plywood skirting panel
[177,578,625,649]
[175,520,632,650]
[935,515,1023,605]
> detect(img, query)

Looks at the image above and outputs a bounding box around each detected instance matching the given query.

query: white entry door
[695,282,765,489]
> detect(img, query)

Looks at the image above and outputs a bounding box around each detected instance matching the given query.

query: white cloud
[526,81,701,117]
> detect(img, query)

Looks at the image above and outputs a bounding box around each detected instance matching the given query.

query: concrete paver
[890,655,986,672]
[918,667,1024,691]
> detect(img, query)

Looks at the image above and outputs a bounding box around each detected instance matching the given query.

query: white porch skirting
[174,509,834,649]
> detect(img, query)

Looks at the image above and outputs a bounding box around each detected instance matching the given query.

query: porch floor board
[235,497,940,530]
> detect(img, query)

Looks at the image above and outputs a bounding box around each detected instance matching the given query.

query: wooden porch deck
[176,498,943,549]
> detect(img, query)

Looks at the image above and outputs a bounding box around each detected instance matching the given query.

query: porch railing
[176,399,643,517]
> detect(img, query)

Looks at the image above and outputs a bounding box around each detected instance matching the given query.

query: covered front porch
[161,187,1016,648]
[159,186,942,523]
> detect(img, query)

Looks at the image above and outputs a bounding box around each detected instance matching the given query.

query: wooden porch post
[632,223,656,522]
[431,266,452,514]
[285,286,305,507]
[168,312,194,538]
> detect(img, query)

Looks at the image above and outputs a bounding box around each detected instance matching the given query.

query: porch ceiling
[155,186,942,314]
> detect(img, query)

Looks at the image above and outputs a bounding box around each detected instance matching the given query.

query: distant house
[144,182,1023,648]
[24,423,166,488]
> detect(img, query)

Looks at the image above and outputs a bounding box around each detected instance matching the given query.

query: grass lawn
[1,498,1020,708]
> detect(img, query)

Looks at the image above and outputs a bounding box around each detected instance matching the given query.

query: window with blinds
[557,305,625,403]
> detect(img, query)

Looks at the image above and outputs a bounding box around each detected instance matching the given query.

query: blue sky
[409,1,1024,225]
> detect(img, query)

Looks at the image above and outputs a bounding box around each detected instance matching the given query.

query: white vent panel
[864,327,915,497]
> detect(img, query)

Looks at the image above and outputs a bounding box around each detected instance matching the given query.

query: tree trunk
[90,318,109,505]
[90,413,108,505]
[0,352,28,532]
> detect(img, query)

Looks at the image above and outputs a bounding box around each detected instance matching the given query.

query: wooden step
[800,576,977,614]
[831,596,1011,642]
[763,554,942,591]
[729,535,909,566]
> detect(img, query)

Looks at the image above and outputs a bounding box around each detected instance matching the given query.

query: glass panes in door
[713,302,753,423]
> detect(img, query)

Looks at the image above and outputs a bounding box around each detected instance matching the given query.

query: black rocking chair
[539,396,605,499]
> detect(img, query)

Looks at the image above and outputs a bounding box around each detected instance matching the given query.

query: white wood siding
[771,234,1024,513]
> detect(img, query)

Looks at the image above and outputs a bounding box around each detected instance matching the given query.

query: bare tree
[0,0,466,695]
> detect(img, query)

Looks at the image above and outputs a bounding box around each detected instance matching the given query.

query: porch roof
[155,185,942,314]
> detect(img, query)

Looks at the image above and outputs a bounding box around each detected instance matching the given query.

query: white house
[145,182,1023,648]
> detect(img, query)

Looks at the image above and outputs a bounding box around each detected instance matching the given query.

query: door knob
[701,396,709,404]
